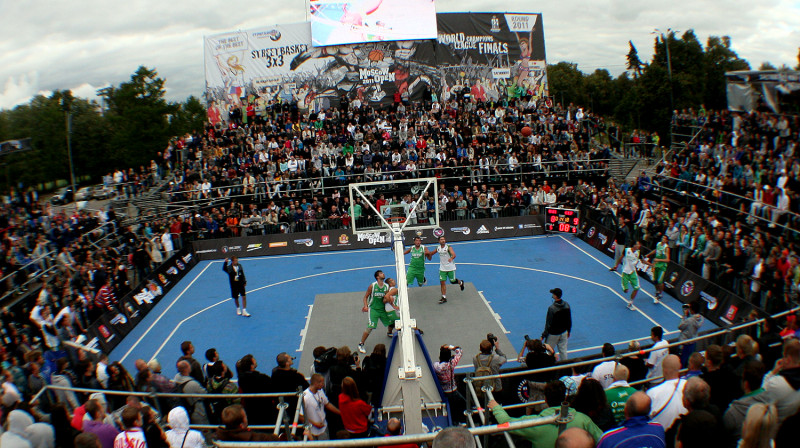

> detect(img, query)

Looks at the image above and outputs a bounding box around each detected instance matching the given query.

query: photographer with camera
[434,344,464,424]
[473,334,507,399]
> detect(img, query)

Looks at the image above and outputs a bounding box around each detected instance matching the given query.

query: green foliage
[0,66,204,191]
[547,30,754,141]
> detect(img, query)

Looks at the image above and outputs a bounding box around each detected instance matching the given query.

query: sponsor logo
[175,260,185,270]
[450,227,471,235]
[253,29,282,41]
[665,271,680,289]
[515,378,530,403]
[494,226,513,231]
[225,245,242,252]
[98,325,113,341]
[109,313,127,325]
[124,303,140,319]
[477,225,490,234]
[598,233,608,246]
[166,267,178,276]
[587,227,596,239]
[725,305,739,322]
[680,280,695,297]
[294,238,314,247]
[221,246,229,254]
[321,235,331,247]
[182,254,193,263]
[195,249,217,254]
[246,243,263,252]
[607,241,616,253]
[700,291,718,310]
[433,228,445,238]
[490,15,502,32]
[357,232,388,245]
[338,234,350,245]
[269,241,288,248]
[518,223,540,229]
[158,274,169,286]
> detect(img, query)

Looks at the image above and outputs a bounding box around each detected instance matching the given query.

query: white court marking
[478,290,509,334]
[298,304,314,353]
[558,235,683,318]
[124,235,668,362]
[119,262,213,363]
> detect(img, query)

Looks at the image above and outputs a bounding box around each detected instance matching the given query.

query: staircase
[608,155,641,183]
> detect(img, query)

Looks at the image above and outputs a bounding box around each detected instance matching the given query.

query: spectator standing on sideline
[677,302,703,367]
[723,360,769,442]
[645,326,669,384]
[487,381,603,448]
[605,365,637,427]
[597,391,666,448]
[165,407,205,448]
[215,405,277,442]
[646,355,687,430]
[376,418,420,448]
[474,337,507,397]
[82,399,119,448]
[434,344,464,424]
[591,343,617,389]
[173,361,209,425]
[237,354,274,426]
[113,407,147,448]
[762,338,800,423]
[177,341,205,386]
[542,288,571,360]
[301,373,340,440]
[222,257,250,317]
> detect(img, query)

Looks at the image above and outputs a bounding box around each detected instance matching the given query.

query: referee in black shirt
[223,257,250,317]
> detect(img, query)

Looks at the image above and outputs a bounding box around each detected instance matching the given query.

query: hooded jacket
[543,299,571,337]
[763,365,800,423]
[1,409,34,448]
[678,313,703,341]
[165,407,205,448]
[25,423,55,448]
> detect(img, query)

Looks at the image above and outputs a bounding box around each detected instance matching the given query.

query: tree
[546,62,587,108]
[759,62,777,70]
[167,95,207,138]
[703,36,750,109]
[626,41,645,78]
[99,66,171,169]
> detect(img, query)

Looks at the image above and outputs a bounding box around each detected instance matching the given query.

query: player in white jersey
[425,236,464,304]
[621,240,651,310]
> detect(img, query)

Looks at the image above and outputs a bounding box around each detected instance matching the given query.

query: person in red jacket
[338,376,372,438]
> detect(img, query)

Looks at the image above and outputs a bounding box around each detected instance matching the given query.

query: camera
[487,333,498,345]
[524,334,530,341]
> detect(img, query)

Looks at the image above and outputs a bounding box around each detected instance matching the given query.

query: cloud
[1,0,799,110]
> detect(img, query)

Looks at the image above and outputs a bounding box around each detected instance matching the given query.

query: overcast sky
[1,0,798,110]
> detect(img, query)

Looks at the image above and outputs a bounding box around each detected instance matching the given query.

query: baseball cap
[550,288,563,299]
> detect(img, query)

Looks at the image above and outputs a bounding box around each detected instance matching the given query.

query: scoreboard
[545,207,580,233]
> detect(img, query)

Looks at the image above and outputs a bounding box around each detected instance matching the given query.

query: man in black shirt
[542,288,572,361]
[222,257,249,317]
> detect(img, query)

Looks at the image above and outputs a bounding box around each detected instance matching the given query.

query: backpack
[473,354,494,397]
[177,380,196,416]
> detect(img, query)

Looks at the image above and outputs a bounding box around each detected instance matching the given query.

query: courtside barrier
[191,215,546,260]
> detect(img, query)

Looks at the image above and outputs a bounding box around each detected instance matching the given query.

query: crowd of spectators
[1,87,800,447]
[149,96,610,243]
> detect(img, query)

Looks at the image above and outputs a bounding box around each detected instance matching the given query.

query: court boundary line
[458,262,665,327]
[119,262,213,363]
[558,235,683,318]
[148,264,395,361]
[478,290,509,334]
[298,305,313,353]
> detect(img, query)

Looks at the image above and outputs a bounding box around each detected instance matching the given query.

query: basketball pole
[349,179,439,434]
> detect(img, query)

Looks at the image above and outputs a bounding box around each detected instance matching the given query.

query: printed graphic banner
[433,13,548,102]
[204,13,548,113]
[85,250,198,353]
[192,215,545,260]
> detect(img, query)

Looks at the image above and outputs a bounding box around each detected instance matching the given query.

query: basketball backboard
[348,177,440,235]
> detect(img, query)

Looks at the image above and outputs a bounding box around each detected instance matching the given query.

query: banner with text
[192,215,545,260]
[84,250,198,353]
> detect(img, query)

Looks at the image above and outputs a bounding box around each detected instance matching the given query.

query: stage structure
[348,177,441,434]
[203,12,548,116]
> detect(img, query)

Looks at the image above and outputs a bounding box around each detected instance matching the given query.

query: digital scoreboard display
[545,207,580,233]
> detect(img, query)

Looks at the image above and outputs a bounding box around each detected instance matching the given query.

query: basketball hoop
[387,217,406,227]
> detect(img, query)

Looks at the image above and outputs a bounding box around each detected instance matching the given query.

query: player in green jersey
[358,270,394,353]
[645,234,671,303]
[404,236,427,286]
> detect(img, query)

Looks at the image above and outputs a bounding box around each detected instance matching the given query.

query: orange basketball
[368,49,384,62]
[521,126,532,137]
